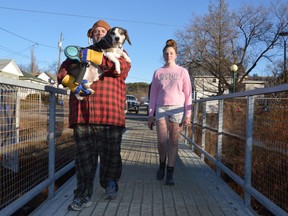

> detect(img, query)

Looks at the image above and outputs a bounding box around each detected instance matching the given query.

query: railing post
[48,91,56,198]
[244,95,254,207]
[191,102,198,152]
[216,99,224,178]
[201,102,207,161]
[184,125,188,145]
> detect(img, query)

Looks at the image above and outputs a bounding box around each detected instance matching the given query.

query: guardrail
[181,84,288,216]
[1,75,287,216]
[0,76,74,216]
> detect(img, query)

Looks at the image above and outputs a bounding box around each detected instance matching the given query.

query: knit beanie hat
[87,20,111,38]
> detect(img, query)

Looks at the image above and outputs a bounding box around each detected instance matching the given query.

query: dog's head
[108,27,131,48]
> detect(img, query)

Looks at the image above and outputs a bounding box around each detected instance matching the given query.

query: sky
[0,0,284,84]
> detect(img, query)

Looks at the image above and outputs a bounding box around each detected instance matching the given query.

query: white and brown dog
[94,26,132,73]
[65,27,131,100]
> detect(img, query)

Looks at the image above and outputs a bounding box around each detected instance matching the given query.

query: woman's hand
[148,116,155,130]
[181,117,191,127]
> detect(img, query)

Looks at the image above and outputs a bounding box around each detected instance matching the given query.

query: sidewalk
[31,116,254,216]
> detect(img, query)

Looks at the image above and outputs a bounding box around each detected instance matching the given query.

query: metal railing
[1,75,287,216]
[0,76,75,216]
[181,84,288,216]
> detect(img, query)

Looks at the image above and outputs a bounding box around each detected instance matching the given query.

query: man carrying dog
[57,20,131,211]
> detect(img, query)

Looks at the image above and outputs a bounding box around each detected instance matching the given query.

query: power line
[0,6,184,28]
[0,6,181,56]
[0,6,183,72]
[0,44,53,66]
[0,45,31,58]
[0,26,57,49]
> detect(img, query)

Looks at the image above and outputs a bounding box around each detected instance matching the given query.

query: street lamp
[279,32,288,83]
[230,64,238,93]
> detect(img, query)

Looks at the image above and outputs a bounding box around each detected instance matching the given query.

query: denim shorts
[155,105,184,123]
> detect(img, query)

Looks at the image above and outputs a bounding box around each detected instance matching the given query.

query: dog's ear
[124,29,132,45]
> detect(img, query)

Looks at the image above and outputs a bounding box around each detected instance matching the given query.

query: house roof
[0,59,11,70]
[44,72,57,82]
[0,59,23,77]
[0,59,51,85]
[20,71,49,84]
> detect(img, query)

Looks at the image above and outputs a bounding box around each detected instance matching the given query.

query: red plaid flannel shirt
[57,53,131,128]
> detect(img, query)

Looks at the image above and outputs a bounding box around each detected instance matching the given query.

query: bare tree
[18,64,29,73]
[47,62,59,75]
[264,60,285,86]
[176,0,288,95]
[28,46,39,73]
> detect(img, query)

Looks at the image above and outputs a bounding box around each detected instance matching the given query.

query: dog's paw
[122,53,131,63]
[126,56,131,63]
[89,89,95,94]
[115,62,121,74]
[83,82,93,89]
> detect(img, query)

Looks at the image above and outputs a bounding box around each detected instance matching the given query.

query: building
[0,59,58,86]
[0,59,23,79]
[192,75,266,100]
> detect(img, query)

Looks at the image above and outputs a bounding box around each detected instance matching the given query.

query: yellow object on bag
[61,75,78,92]
[81,49,103,65]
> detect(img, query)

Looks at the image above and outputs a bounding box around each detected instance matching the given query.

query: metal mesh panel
[0,84,75,210]
[189,94,288,213]
[55,95,75,172]
[222,98,246,179]
[252,96,288,212]
[0,85,49,209]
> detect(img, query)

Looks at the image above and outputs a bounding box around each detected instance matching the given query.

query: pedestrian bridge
[31,116,253,216]
[0,77,287,216]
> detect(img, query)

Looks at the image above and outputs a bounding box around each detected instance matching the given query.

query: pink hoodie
[149,64,192,118]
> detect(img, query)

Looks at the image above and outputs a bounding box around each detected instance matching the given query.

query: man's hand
[181,117,191,127]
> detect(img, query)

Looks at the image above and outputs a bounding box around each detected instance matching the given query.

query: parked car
[126,95,140,114]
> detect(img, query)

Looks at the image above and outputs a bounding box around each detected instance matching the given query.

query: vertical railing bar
[216,99,224,178]
[201,101,207,161]
[191,102,198,152]
[48,91,56,199]
[244,95,254,207]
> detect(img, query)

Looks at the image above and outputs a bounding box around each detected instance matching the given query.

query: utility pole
[57,32,63,88]
[56,33,63,104]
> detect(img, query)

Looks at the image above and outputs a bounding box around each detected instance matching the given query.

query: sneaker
[104,181,118,200]
[104,186,117,200]
[68,197,92,211]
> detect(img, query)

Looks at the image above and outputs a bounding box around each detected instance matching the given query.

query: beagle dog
[94,26,132,74]
[64,27,131,100]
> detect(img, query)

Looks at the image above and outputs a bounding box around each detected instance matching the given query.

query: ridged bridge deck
[31,115,253,216]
